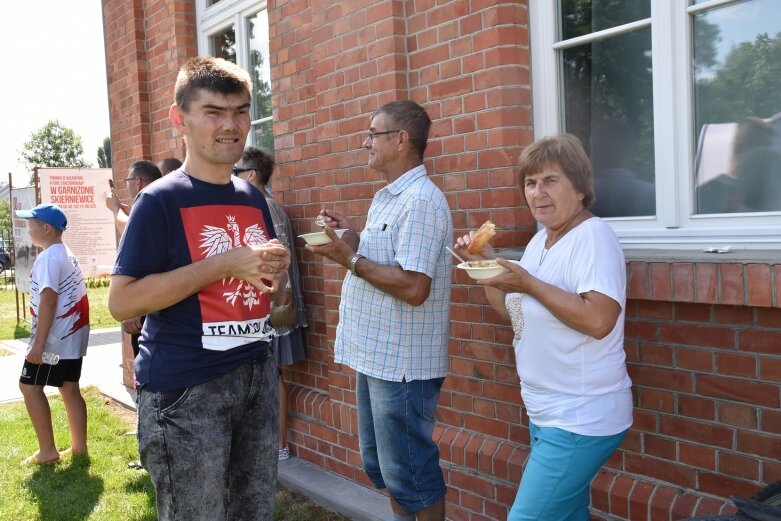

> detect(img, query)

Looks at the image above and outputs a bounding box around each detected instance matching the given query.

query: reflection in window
[693,0,781,214]
[248,11,272,122]
[559,2,655,218]
[247,10,273,151]
[211,26,236,63]
[253,120,274,152]
[561,0,650,40]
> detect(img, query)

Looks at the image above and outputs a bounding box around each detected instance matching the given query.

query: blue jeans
[508,423,628,521]
[356,372,446,513]
[137,349,278,521]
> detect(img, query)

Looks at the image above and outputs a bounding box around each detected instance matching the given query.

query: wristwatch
[349,253,365,278]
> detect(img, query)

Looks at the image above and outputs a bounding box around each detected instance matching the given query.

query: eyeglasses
[122,177,138,185]
[365,130,401,142]
[232,166,254,176]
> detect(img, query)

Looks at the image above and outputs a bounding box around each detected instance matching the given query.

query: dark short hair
[238,147,275,187]
[517,134,596,208]
[156,157,182,175]
[130,160,163,184]
[174,57,252,112]
[372,100,431,160]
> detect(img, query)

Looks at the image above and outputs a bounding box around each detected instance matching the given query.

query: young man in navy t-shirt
[109,56,290,521]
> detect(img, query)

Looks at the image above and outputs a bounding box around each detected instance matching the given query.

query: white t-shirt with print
[29,243,90,359]
[505,217,632,436]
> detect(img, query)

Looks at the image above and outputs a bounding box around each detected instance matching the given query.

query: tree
[97,136,112,168]
[0,200,10,238]
[19,120,91,184]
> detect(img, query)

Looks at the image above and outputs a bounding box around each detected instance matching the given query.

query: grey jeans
[137,349,279,521]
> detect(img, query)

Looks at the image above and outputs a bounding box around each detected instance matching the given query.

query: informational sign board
[11,187,37,294]
[38,168,116,278]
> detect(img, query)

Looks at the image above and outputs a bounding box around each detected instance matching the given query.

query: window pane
[562,27,656,217]
[253,120,274,152]
[560,0,650,40]
[248,11,272,121]
[211,26,236,63]
[208,0,225,5]
[692,0,781,214]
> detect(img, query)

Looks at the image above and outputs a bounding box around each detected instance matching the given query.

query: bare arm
[482,259,620,339]
[27,288,58,364]
[105,189,130,234]
[306,225,431,306]
[109,241,290,321]
[352,258,431,306]
[454,231,619,335]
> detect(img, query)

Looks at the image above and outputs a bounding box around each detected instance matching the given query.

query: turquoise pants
[508,423,628,521]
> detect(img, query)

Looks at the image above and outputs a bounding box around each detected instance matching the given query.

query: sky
[0,2,110,188]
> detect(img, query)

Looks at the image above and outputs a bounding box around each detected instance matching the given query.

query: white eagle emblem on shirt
[199,215,268,309]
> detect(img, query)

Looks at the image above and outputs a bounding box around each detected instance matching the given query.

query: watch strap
[349,253,365,278]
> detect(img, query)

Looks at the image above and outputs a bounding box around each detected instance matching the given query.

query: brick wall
[102,0,195,385]
[103,1,781,519]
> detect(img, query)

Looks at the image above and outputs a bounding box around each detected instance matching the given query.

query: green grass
[0,285,118,341]
[0,388,156,521]
[0,388,349,521]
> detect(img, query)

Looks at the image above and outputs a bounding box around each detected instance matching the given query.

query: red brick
[628,480,654,521]
[720,264,745,305]
[672,263,695,302]
[719,451,760,480]
[715,352,757,378]
[697,374,780,408]
[747,264,772,307]
[719,403,758,429]
[609,475,634,519]
[649,262,671,301]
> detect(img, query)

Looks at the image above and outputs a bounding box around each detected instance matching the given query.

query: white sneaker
[278,446,290,461]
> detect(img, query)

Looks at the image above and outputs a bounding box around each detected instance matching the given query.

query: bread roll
[468,220,496,254]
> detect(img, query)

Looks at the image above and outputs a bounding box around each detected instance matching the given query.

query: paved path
[0,327,133,406]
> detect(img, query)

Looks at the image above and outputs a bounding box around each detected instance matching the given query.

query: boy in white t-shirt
[16,203,90,465]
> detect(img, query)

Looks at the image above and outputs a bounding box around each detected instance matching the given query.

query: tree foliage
[695,31,781,127]
[0,200,10,238]
[20,120,91,184]
[97,137,112,168]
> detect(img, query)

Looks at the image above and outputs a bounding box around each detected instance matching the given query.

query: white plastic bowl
[456,260,507,280]
[297,229,347,245]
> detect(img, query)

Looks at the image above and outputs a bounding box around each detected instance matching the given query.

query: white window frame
[195,0,272,148]
[529,0,781,250]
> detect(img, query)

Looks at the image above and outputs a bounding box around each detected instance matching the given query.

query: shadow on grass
[24,454,103,521]
[123,471,156,521]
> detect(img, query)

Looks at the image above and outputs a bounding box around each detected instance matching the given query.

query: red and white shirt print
[29,243,90,359]
[181,204,275,351]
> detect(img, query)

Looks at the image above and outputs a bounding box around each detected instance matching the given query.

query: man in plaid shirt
[308,100,452,521]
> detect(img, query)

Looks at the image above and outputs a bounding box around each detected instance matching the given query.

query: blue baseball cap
[16,203,68,231]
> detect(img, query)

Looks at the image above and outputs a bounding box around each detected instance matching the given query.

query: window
[530,0,781,249]
[196,0,274,152]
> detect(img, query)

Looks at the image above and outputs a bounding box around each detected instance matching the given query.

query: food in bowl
[298,229,347,246]
[466,260,498,268]
[457,259,507,280]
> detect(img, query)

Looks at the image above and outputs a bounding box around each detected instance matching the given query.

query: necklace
[538,207,588,266]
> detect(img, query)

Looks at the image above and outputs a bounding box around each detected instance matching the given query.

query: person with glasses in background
[104,160,163,470]
[308,100,452,521]
[233,146,308,462]
[105,160,163,235]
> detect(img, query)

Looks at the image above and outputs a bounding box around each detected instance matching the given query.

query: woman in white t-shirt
[455,134,632,521]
